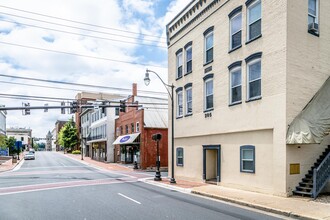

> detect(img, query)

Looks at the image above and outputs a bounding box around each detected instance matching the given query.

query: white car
[24,152,35,160]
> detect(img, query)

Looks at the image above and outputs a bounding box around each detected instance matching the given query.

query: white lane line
[118,193,141,205]
[13,159,25,171]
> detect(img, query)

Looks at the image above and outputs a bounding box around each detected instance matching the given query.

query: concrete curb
[0,154,24,173]
[140,177,192,194]
[191,190,317,220]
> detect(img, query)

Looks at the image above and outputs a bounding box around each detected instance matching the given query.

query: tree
[5,136,17,156]
[0,135,6,150]
[58,119,79,153]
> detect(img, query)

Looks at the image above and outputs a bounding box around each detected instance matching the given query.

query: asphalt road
[0,152,289,220]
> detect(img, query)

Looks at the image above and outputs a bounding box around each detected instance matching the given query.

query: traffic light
[71,101,78,114]
[24,103,30,115]
[61,102,66,114]
[119,100,126,112]
[44,103,48,112]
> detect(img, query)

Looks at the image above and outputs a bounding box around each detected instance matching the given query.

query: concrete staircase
[293,145,330,198]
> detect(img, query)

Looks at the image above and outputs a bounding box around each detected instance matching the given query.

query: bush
[72,150,81,154]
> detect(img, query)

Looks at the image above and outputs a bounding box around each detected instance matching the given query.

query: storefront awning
[113,133,140,145]
[286,77,330,144]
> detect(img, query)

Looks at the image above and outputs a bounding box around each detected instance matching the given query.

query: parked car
[24,152,35,160]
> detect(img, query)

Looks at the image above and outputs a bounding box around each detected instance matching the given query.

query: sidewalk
[0,152,24,173]
[63,153,330,220]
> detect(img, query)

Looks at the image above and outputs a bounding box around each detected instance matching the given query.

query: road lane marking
[12,160,25,172]
[118,193,141,204]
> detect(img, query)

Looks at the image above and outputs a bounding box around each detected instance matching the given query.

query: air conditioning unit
[308,22,319,33]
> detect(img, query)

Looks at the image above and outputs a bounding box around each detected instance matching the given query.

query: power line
[0,93,75,101]
[0,75,167,96]
[0,5,166,40]
[0,16,166,47]
[0,40,167,69]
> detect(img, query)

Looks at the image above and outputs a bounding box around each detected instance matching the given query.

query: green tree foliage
[0,135,6,149]
[5,136,17,155]
[58,119,79,153]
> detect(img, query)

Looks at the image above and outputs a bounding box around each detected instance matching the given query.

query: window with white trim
[176,51,183,79]
[247,0,261,41]
[185,87,192,115]
[230,12,242,50]
[247,59,261,100]
[240,145,255,173]
[176,147,184,166]
[205,32,213,64]
[205,79,213,110]
[177,90,183,117]
[308,0,319,35]
[230,67,242,104]
[186,46,192,73]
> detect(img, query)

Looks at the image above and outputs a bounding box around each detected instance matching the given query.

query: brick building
[114,84,168,169]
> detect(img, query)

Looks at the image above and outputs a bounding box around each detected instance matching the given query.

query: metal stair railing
[312,151,330,198]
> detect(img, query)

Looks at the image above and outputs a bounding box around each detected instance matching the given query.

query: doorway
[203,145,221,184]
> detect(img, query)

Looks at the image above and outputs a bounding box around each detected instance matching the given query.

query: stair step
[308,170,313,175]
[293,190,312,197]
[302,177,313,183]
[299,182,313,188]
[314,162,320,167]
[305,173,312,178]
[296,186,312,192]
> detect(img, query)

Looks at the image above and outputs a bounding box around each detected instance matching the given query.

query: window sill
[203,60,213,66]
[228,101,242,107]
[308,30,319,37]
[203,108,214,113]
[228,45,242,54]
[176,116,183,120]
[245,34,262,45]
[176,164,184,167]
[240,170,255,174]
[176,76,183,81]
[184,71,192,76]
[246,96,262,103]
[184,113,193,117]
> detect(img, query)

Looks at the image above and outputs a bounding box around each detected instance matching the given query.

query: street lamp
[152,133,162,181]
[144,69,176,184]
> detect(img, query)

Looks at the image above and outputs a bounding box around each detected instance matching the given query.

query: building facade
[167,0,330,197]
[6,128,32,150]
[0,109,6,137]
[114,84,168,169]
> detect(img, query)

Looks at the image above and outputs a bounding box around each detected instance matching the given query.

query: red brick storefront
[114,84,168,169]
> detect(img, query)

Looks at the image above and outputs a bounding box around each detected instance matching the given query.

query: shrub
[72,150,81,154]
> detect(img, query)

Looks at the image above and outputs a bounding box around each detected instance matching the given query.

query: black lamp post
[144,69,176,184]
[152,133,162,181]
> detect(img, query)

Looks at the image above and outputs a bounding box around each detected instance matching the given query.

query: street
[0,152,288,220]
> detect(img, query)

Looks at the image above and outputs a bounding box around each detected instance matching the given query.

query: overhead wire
[0,40,167,69]
[0,5,166,40]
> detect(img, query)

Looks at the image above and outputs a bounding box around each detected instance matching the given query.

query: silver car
[24,152,35,160]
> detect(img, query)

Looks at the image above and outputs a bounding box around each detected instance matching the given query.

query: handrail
[312,151,330,198]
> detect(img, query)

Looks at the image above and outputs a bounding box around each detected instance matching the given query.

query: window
[204,75,214,111]
[240,145,255,173]
[247,0,261,41]
[230,67,242,104]
[176,89,183,117]
[229,9,242,50]
[308,0,319,35]
[125,125,129,134]
[185,43,192,74]
[131,123,134,133]
[115,107,119,116]
[21,137,24,141]
[185,86,192,115]
[176,147,184,166]
[136,122,140,132]
[204,27,214,64]
[120,126,123,135]
[247,59,261,100]
[176,49,183,79]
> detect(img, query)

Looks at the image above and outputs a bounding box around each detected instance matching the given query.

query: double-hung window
[185,84,192,115]
[204,74,214,111]
[247,0,261,41]
[240,145,255,173]
[308,0,319,34]
[229,6,242,50]
[176,147,184,166]
[230,66,242,104]
[176,49,183,79]
[204,27,214,64]
[246,52,262,101]
[136,122,140,132]
[176,89,183,117]
[131,123,134,133]
[185,45,192,74]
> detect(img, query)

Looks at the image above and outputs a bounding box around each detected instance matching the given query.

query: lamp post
[152,133,162,181]
[144,69,176,184]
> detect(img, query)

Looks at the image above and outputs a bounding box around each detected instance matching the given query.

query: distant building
[6,128,32,150]
[51,128,56,151]
[114,84,168,169]
[46,131,52,151]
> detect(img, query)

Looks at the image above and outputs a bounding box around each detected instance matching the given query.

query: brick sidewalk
[0,152,24,173]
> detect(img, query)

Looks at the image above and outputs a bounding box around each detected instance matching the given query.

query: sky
[0,0,191,138]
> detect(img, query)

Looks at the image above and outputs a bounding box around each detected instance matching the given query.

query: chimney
[132,83,137,96]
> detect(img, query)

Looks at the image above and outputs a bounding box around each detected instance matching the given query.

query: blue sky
[0,0,191,138]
